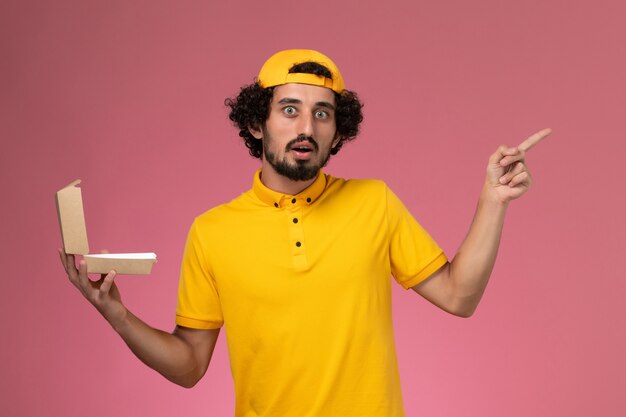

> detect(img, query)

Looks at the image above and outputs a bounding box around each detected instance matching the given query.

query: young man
[60,49,550,417]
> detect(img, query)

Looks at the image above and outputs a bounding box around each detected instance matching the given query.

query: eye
[282,106,296,116]
[315,110,329,119]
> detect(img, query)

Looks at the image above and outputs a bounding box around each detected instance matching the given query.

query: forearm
[60,254,212,387]
[109,310,204,388]
[448,183,508,315]
[417,129,550,316]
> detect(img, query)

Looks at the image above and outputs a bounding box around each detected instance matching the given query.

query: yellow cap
[257,49,345,93]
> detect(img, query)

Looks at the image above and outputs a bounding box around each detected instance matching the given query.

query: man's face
[254,83,339,182]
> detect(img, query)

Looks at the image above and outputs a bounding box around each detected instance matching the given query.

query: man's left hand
[485,128,552,204]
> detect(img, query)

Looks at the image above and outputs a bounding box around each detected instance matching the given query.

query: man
[59,49,550,416]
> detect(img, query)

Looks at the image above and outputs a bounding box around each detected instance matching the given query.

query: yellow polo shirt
[176,171,447,417]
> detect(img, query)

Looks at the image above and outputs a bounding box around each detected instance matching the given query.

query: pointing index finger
[518,128,552,152]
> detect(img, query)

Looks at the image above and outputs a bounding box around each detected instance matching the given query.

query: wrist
[106,306,130,334]
[480,182,510,209]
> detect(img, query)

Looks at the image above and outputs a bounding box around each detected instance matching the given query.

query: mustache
[285,135,319,152]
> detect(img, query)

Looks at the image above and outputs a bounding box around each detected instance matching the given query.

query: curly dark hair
[225,62,364,159]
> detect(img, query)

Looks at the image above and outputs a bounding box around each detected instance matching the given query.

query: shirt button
[274,202,279,208]
[306,197,311,203]
[295,241,301,247]
[293,218,298,224]
[291,198,296,204]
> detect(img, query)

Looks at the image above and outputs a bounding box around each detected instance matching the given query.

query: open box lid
[55,180,157,275]
[55,180,89,255]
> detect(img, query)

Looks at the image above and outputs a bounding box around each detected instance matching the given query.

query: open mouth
[286,137,318,160]
[291,145,313,153]
[289,141,316,158]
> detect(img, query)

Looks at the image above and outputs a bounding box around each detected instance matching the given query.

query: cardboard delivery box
[55,180,157,275]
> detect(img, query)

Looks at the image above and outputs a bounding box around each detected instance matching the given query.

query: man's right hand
[58,248,220,387]
[58,249,127,329]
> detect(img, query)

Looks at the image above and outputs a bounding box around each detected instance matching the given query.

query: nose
[297,112,314,138]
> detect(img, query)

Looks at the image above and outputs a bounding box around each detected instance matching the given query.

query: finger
[58,248,68,270]
[518,128,552,152]
[64,253,81,283]
[488,144,519,165]
[509,171,531,188]
[499,149,526,168]
[99,270,117,294]
[77,260,91,288]
[500,162,526,184]
[59,249,80,287]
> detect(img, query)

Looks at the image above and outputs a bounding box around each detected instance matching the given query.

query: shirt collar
[252,169,327,208]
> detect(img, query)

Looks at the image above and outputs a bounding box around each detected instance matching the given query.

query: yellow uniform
[176,170,447,417]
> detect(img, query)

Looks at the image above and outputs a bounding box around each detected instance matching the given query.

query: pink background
[1,1,625,416]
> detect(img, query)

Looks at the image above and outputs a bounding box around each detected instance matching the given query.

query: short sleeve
[175,219,224,329]
[386,186,448,289]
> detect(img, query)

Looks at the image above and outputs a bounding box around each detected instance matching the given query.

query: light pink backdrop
[2,1,625,416]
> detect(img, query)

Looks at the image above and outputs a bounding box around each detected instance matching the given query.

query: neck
[260,160,317,195]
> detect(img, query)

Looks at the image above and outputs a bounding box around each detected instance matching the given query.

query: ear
[331,134,341,149]
[248,124,263,140]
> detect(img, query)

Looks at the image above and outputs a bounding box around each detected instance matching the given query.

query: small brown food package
[55,180,157,275]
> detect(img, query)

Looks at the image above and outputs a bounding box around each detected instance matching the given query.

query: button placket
[287,204,307,270]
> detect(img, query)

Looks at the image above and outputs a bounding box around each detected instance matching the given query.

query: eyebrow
[277,97,336,110]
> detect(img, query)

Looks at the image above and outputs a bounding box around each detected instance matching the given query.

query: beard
[262,130,332,182]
